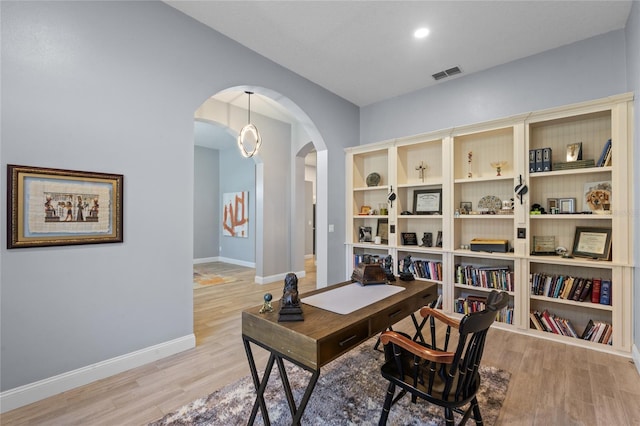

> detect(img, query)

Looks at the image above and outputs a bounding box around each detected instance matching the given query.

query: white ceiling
[165,0,632,107]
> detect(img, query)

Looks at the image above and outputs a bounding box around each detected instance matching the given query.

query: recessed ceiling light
[414,27,430,39]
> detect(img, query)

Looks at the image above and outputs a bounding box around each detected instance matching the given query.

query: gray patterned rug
[150,339,510,425]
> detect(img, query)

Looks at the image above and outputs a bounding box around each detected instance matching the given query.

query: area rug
[193,272,237,289]
[150,339,510,425]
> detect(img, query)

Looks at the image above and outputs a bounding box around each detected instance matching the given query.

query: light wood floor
[2,260,639,425]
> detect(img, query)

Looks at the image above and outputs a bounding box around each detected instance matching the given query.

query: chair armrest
[380,331,455,364]
[419,307,460,329]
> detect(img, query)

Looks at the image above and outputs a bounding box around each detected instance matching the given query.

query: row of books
[530,310,612,345]
[455,265,514,292]
[398,258,443,281]
[454,295,514,324]
[597,138,612,167]
[530,273,611,305]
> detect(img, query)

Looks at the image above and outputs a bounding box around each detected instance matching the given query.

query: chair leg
[471,397,484,425]
[444,407,455,426]
[379,383,395,426]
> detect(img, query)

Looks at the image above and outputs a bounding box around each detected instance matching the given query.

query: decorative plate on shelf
[366,172,381,187]
[478,195,502,212]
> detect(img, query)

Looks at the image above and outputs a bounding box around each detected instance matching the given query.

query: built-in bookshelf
[345,93,633,355]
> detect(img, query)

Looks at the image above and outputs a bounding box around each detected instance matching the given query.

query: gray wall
[361,30,627,144]
[218,143,257,265]
[625,1,640,359]
[0,0,359,392]
[194,145,220,260]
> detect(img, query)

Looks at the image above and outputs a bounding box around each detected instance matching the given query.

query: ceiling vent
[432,66,462,81]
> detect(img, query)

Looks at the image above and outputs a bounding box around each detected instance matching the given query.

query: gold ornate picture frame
[7,164,123,248]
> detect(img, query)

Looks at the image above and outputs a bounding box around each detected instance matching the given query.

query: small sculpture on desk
[278,273,304,322]
[383,255,396,282]
[259,293,274,314]
[399,254,414,281]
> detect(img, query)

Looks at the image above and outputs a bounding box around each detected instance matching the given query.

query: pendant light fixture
[237,91,262,158]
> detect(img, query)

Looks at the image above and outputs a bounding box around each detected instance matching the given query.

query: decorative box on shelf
[470,239,509,253]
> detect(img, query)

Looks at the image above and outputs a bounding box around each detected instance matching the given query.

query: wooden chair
[378,290,509,426]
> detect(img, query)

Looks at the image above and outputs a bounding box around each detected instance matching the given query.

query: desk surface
[242,280,437,370]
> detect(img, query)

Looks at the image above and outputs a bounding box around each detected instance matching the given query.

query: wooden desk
[242,279,437,425]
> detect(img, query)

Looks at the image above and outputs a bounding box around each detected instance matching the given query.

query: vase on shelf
[490,161,507,176]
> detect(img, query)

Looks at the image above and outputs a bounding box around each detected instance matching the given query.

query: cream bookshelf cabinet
[345,93,634,356]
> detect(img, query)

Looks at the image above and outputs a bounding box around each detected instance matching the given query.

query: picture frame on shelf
[558,198,576,214]
[532,236,556,255]
[413,188,442,215]
[571,226,612,260]
[584,181,612,214]
[359,226,373,243]
[401,232,418,246]
[7,164,123,249]
[460,201,472,214]
[359,205,372,215]
[566,142,582,162]
[547,198,558,214]
[377,218,389,244]
[436,231,443,247]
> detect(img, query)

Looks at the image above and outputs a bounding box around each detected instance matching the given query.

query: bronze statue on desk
[278,273,304,322]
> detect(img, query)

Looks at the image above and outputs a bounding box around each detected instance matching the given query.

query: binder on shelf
[535,149,543,172]
[542,147,552,171]
[529,150,536,172]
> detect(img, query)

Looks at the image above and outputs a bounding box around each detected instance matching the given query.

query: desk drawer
[318,320,369,365]
[369,290,435,333]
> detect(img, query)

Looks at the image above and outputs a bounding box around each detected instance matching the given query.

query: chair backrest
[443,290,508,400]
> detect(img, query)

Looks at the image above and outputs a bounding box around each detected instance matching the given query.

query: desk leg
[411,313,427,343]
[244,337,275,426]
[244,336,320,426]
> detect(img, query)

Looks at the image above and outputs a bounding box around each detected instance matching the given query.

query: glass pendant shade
[237,91,262,158]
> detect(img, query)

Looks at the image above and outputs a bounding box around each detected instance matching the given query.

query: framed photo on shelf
[571,226,612,260]
[584,181,612,214]
[377,218,389,244]
[460,201,472,214]
[359,226,373,242]
[558,197,576,214]
[401,232,418,246]
[532,236,556,255]
[7,164,123,249]
[566,142,582,161]
[413,188,442,215]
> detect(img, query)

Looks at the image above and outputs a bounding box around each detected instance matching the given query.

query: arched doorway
[194,86,329,287]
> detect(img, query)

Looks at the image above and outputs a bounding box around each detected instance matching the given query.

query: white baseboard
[0,334,195,414]
[217,257,256,268]
[633,344,640,377]
[255,270,306,285]
[193,256,219,264]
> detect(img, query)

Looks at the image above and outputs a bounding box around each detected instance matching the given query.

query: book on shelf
[575,278,593,302]
[531,310,580,338]
[596,139,612,167]
[457,264,513,291]
[458,294,513,324]
[580,320,612,345]
[599,279,611,305]
[591,278,602,304]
